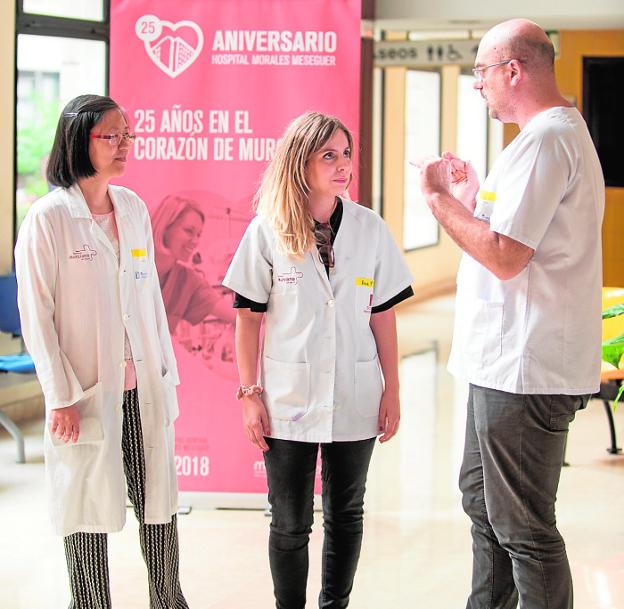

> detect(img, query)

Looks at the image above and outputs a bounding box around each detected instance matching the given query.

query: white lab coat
[15,184,180,536]
[448,107,604,395]
[223,198,413,443]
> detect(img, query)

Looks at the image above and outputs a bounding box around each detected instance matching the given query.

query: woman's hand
[369,308,401,444]
[49,405,80,443]
[378,389,400,443]
[242,394,270,452]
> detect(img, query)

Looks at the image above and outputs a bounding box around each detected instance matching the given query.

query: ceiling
[373,0,624,34]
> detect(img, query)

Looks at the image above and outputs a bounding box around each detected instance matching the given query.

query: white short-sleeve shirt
[223,198,413,442]
[448,107,605,395]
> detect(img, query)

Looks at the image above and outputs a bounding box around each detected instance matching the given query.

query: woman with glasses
[15,94,189,608]
[223,111,413,608]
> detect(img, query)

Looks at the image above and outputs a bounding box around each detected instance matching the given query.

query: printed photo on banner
[151,191,249,382]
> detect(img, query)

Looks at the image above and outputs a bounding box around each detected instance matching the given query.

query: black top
[232,199,413,313]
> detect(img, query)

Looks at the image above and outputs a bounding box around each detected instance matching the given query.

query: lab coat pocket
[161,369,179,426]
[466,301,503,366]
[262,356,311,421]
[354,356,383,418]
[50,382,104,446]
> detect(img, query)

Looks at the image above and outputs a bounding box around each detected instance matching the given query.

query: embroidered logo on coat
[277,266,304,285]
[69,244,97,261]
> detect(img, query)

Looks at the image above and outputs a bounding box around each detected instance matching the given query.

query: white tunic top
[448,107,605,395]
[223,198,413,442]
[15,184,180,535]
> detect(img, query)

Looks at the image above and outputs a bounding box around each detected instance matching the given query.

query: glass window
[23,0,103,21]
[16,34,106,232]
[456,73,488,184]
[403,70,440,251]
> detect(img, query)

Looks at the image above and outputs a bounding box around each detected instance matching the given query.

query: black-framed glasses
[314,222,335,269]
[91,132,137,146]
[472,59,517,81]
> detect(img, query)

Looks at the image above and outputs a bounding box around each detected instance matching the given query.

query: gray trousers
[459,384,588,609]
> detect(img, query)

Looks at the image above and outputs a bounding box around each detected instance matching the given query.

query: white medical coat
[448,107,604,394]
[15,184,180,536]
[223,198,413,442]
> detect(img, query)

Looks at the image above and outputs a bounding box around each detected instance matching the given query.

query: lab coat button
[327,299,335,307]
[123,314,130,321]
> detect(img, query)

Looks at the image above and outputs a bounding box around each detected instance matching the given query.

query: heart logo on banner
[136,14,204,79]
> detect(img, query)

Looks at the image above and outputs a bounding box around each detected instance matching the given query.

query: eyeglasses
[472,59,516,81]
[314,222,335,269]
[91,132,136,146]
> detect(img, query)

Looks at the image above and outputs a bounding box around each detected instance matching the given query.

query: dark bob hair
[46,94,122,188]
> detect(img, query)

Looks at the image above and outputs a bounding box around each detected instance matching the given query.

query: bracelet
[236,384,263,400]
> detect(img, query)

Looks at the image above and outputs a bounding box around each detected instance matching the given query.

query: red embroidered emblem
[69,244,98,261]
[277,266,304,285]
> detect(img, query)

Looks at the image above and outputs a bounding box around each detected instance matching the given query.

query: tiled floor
[1,295,623,608]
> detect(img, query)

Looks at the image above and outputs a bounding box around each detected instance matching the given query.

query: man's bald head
[480,19,554,73]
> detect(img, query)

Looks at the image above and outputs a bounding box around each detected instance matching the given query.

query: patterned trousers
[63,388,188,609]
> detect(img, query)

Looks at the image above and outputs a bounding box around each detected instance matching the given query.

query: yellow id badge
[355,277,374,288]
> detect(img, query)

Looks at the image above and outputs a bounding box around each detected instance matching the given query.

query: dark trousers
[63,388,188,609]
[459,384,588,609]
[263,437,375,609]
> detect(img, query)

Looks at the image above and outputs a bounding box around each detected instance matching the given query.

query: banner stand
[111,0,361,506]
[178,492,323,511]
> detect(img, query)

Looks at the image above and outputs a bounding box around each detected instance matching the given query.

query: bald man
[418,19,605,609]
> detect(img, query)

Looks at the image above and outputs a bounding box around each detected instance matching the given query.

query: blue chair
[0,273,21,335]
[0,272,33,462]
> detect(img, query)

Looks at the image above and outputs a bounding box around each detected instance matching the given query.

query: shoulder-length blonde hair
[254,112,353,258]
[151,195,205,252]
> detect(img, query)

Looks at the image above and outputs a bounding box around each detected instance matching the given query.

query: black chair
[592,379,622,455]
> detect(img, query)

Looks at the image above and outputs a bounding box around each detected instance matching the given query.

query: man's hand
[443,152,480,212]
[50,405,80,443]
[414,156,453,200]
[413,152,480,213]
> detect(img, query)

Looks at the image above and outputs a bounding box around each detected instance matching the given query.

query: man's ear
[509,59,524,86]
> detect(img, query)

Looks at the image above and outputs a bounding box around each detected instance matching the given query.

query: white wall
[376,0,624,31]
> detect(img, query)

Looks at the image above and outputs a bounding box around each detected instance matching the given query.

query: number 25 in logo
[135,14,204,79]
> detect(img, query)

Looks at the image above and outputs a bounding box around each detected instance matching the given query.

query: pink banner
[110,0,361,498]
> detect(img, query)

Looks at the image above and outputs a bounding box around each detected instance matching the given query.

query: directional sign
[374,39,480,67]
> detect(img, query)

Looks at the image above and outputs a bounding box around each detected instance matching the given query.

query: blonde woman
[223,112,413,608]
[151,194,235,335]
